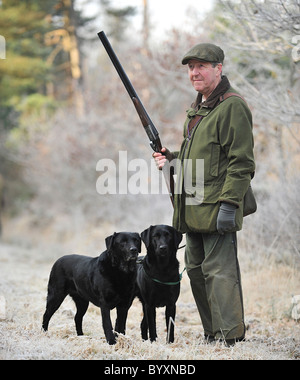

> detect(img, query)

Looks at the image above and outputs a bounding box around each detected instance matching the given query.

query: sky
[121,0,215,35]
[78,0,215,39]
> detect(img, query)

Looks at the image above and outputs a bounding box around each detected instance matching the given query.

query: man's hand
[152,147,173,170]
[217,202,237,235]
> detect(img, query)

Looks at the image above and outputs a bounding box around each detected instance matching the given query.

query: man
[153,43,255,345]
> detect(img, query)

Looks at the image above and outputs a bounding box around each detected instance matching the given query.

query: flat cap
[182,43,225,65]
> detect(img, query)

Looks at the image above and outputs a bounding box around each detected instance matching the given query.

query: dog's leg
[72,295,89,336]
[140,303,148,340]
[101,306,116,345]
[145,304,157,342]
[165,304,176,343]
[115,306,128,335]
[42,290,67,332]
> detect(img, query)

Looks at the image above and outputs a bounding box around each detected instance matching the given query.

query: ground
[0,237,299,360]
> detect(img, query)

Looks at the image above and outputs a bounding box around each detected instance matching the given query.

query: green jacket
[172,77,255,233]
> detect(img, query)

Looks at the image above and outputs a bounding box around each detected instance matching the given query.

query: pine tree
[0,0,94,128]
[0,0,52,129]
[100,0,136,41]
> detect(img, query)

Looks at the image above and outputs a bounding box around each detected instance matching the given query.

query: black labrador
[42,232,141,345]
[136,225,183,343]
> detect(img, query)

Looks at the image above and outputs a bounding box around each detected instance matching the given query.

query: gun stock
[132,97,162,152]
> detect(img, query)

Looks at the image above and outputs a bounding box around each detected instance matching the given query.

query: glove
[217,202,237,235]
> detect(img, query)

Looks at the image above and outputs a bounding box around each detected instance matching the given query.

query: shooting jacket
[172,76,255,233]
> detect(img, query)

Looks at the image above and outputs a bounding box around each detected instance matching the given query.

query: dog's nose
[130,247,138,254]
[126,247,138,262]
[159,245,167,254]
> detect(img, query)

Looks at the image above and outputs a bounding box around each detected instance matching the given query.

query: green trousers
[185,232,245,341]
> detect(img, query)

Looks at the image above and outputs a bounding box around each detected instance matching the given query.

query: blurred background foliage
[0,0,299,263]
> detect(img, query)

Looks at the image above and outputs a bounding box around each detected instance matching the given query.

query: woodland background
[0,0,299,360]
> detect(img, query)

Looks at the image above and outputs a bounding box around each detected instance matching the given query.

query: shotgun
[98,31,174,206]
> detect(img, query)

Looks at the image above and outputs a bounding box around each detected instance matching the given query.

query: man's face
[188,59,222,97]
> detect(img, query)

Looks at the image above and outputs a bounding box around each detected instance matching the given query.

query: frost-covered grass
[0,241,299,360]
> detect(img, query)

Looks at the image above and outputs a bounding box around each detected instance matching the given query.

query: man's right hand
[216,202,237,235]
[152,147,172,170]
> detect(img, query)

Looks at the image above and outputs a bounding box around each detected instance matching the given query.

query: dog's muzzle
[126,247,139,262]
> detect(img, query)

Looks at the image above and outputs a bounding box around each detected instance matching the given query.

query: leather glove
[217,202,237,235]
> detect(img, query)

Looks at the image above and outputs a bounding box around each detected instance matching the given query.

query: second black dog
[42,232,141,345]
[136,225,183,343]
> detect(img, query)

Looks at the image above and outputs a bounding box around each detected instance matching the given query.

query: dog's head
[105,232,141,273]
[141,225,182,266]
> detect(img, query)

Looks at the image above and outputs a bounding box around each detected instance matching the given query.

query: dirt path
[0,242,299,360]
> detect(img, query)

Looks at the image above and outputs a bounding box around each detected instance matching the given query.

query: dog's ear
[134,233,142,253]
[105,232,117,251]
[141,226,153,249]
[173,228,183,250]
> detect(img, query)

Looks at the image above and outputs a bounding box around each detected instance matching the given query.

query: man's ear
[141,226,153,249]
[105,232,117,251]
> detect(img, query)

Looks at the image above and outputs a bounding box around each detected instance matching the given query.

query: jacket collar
[192,75,231,110]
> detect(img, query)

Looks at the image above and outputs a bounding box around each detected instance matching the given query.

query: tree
[0,0,96,128]
[0,0,52,129]
[142,0,150,52]
[209,0,300,259]
[45,0,85,115]
[100,0,136,41]
[206,0,300,179]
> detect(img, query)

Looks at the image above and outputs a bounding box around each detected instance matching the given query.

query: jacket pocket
[210,144,220,177]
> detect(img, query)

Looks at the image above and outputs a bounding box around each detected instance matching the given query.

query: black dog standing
[136,225,183,343]
[42,232,141,345]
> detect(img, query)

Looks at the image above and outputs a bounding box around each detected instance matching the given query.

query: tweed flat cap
[182,43,225,65]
